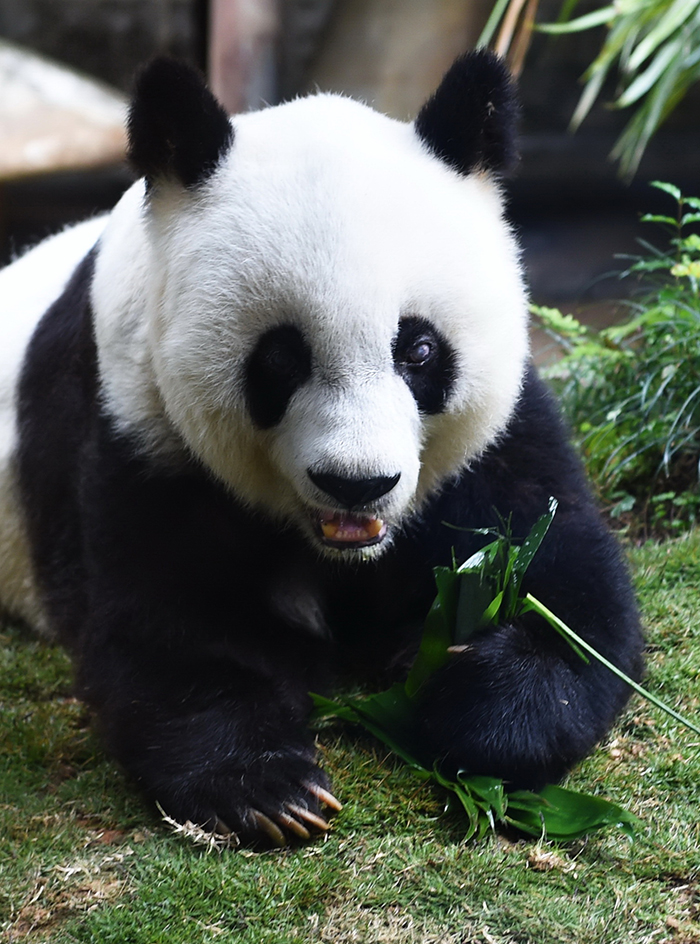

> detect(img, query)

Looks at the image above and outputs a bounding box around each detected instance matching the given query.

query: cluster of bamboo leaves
[312,499,691,842]
[540,0,700,177]
[478,0,700,176]
[535,182,700,533]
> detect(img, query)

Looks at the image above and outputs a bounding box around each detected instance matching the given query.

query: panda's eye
[404,339,433,367]
[392,316,457,414]
[265,345,300,375]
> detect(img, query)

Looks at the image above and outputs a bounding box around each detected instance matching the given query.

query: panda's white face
[93,86,528,559]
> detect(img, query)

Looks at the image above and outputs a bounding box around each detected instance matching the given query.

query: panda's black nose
[308,471,401,508]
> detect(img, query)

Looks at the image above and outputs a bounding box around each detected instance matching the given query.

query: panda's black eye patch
[245,324,312,428]
[392,316,457,414]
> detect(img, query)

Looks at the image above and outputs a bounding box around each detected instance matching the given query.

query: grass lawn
[1,531,699,944]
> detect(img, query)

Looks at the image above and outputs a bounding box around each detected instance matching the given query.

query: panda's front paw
[154,753,342,848]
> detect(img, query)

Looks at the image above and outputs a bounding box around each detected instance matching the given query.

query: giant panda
[0,53,642,846]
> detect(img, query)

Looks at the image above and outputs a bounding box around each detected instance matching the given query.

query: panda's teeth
[364,517,384,538]
[319,514,385,544]
[321,520,340,539]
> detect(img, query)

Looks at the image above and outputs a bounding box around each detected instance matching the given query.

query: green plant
[539,0,700,177]
[534,181,700,535]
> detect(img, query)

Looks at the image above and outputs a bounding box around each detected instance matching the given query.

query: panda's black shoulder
[485,364,590,495]
[417,365,601,562]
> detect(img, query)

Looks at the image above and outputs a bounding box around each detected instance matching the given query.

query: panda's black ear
[127,58,234,189]
[414,51,519,177]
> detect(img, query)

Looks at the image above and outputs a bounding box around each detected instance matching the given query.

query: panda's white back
[0,217,107,454]
[0,217,106,627]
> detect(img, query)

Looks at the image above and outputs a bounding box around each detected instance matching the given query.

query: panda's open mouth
[317,511,388,550]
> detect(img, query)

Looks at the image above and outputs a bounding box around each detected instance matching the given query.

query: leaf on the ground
[506,784,640,840]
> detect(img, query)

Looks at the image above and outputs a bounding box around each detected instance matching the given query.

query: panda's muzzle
[308,471,400,549]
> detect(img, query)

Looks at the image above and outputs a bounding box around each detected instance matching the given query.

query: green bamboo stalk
[524,593,700,737]
[477,0,516,47]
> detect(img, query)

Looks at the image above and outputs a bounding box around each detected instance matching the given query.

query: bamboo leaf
[538,3,700,173]
[640,213,679,224]
[523,594,700,735]
[616,37,683,106]
[556,0,586,24]
[457,772,508,821]
[571,63,611,129]
[404,569,456,696]
[571,10,651,127]
[627,0,699,71]
[477,0,516,47]
[507,785,640,839]
[311,500,698,843]
[309,692,360,722]
[650,180,683,200]
[537,5,616,32]
[480,590,505,628]
[612,46,686,176]
[453,570,496,644]
[436,771,639,841]
[314,684,431,771]
[433,769,486,841]
[509,496,558,600]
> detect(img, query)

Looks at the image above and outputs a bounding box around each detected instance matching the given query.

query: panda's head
[98,54,528,559]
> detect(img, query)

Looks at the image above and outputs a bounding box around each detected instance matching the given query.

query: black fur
[128,58,234,188]
[16,256,643,843]
[245,324,313,429]
[414,50,519,176]
[392,316,457,414]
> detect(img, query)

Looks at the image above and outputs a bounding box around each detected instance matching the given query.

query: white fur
[0,217,106,625]
[93,94,529,552]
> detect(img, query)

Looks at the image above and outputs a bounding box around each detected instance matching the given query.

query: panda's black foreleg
[414,596,641,790]
[77,629,340,846]
[30,411,342,847]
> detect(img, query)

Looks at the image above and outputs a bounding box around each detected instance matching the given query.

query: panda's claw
[447,644,472,656]
[274,810,311,840]
[286,803,330,832]
[249,809,286,847]
[304,781,343,811]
